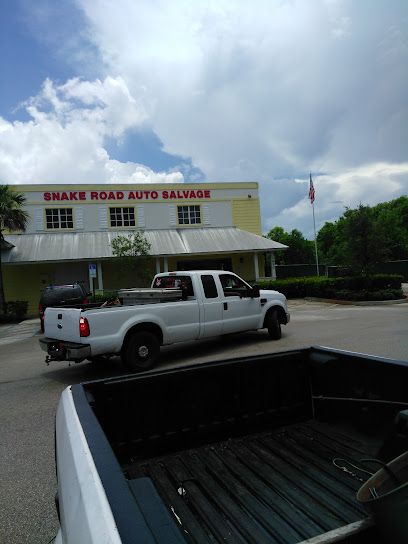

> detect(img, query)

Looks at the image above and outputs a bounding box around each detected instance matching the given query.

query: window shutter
[75,208,84,230]
[34,209,43,231]
[169,205,177,227]
[137,206,145,228]
[203,205,210,225]
[98,207,108,229]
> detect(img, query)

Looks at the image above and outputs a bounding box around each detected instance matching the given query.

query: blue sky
[0,0,407,237]
[0,0,81,118]
[0,0,196,175]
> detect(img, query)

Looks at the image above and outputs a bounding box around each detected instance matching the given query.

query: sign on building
[89,263,97,278]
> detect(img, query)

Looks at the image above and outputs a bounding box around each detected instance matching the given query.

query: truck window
[153,275,194,297]
[219,274,249,297]
[201,275,218,298]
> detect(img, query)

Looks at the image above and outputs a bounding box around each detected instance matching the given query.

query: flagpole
[312,199,319,276]
[309,173,319,276]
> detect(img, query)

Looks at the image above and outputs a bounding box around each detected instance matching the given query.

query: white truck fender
[56,387,122,544]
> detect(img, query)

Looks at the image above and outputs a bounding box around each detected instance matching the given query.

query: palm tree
[0,185,29,312]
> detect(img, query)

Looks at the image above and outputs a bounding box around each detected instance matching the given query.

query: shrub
[0,300,29,322]
[256,275,404,300]
[334,289,403,301]
[90,291,118,303]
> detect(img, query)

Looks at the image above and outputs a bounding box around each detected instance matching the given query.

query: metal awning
[1,227,287,264]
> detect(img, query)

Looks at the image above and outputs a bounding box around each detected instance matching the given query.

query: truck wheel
[122,331,160,371]
[266,310,282,340]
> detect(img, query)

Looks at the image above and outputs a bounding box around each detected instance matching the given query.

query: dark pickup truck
[54,346,408,544]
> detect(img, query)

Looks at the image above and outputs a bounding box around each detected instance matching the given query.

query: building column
[270,252,276,280]
[156,257,161,274]
[97,261,104,291]
[88,265,94,293]
[164,257,169,272]
[253,253,260,281]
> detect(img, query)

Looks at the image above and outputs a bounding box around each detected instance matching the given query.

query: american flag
[308,173,315,204]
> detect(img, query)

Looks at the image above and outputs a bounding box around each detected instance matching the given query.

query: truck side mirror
[251,285,260,298]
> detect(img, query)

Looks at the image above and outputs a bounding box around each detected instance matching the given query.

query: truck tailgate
[44,307,83,342]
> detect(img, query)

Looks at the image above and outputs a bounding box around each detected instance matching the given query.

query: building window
[109,207,136,227]
[45,208,73,229]
[177,205,201,225]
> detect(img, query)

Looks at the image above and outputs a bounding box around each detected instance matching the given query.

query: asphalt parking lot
[0,300,407,544]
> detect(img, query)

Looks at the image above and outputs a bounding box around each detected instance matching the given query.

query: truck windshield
[153,276,195,297]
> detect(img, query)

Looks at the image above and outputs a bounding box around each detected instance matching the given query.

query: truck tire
[122,331,160,371]
[266,310,282,340]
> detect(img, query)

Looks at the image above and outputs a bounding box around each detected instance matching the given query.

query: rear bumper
[39,337,91,361]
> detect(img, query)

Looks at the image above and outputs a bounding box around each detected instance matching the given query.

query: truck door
[218,273,260,334]
[153,275,200,342]
[199,274,224,338]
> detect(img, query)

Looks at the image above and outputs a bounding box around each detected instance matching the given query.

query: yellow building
[2,182,286,315]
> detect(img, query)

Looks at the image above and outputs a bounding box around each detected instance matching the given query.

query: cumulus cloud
[70,0,407,233]
[264,162,408,238]
[77,0,408,176]
[0,76,183,184]
[2,0,407,235]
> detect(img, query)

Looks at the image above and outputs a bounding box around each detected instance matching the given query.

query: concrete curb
[304,297,408,306]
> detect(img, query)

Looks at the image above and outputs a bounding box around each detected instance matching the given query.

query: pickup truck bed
[126,421,378,544]
[60,347,408,543]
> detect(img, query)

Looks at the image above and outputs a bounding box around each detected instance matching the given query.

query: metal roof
[2,228,287,264]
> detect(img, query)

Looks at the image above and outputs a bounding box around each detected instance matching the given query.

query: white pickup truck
[40,270,290,371]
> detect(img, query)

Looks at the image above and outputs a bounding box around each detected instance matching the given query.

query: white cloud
[264,162,408,237]
[0,76,183,184]
[72,0,408,231]
[3,0,407,236]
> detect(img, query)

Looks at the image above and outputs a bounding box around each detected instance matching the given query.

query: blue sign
[89,263,97,278]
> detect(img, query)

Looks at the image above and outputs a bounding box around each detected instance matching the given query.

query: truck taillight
[79,317,90,337]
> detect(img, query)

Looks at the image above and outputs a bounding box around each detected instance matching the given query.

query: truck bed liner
[127,421,379,544]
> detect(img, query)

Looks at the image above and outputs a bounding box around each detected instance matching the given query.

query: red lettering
[61,192,69,201]
[162,190,168,199]
[190,190,196,198]
[170,191,177,199]
[69,192,78,200]
[52,192,60,201]
[79,192,86,200]
[143,191,150,199]
[183,190,190,198]
[177,190,183,198]
[116,191,124,200]
[128,191,135,199]
[99,191,107,200]
[107,191,115,199]
[196,190,203,198]
[204,190,210,198]
[151,191,158,199]
[91,191,99,200]
[44,192,51,201]
[135,191,143,199]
